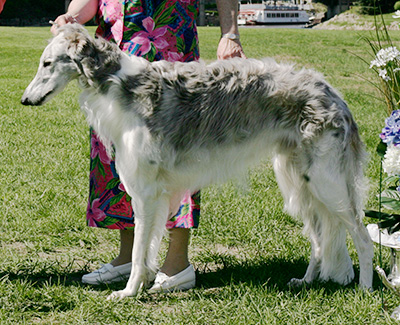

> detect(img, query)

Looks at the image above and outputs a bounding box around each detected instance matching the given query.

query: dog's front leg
[107,193,170,300]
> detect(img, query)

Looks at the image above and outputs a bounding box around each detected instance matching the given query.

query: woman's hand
[50,14,78,35]
[215,0,246,60]
[217,38,247,60]
[50,0,98,35]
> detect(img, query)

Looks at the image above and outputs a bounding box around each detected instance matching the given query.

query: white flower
[370,58,385,68]
[393,10,400,18]
[379,68,391,81]
[383,143,400,175]
[370,46,400,68]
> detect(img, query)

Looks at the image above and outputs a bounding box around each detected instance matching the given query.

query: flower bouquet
[365,11,400,240]
[364,10,400,319]
[366,110,400,244]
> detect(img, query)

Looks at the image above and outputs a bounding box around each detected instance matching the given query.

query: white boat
[238,2,312,25]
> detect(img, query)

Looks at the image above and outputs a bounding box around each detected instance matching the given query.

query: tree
[0,0,64,19]
[358,0,397,14]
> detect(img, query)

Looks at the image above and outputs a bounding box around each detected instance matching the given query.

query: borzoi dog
[21,24,373,299]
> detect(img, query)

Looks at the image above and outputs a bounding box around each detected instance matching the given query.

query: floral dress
[87,0,200,230]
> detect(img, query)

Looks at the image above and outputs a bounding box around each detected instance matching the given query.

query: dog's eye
[43,61,52,68]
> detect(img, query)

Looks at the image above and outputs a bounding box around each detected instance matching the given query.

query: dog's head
[21,24,100,106]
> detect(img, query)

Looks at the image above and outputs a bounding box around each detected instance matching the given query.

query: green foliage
[0,25,398,323]
[366,209,400,233]
[395,1,400,10]
[0,0,64,19]
[358,0,397,14]
[377,140,388,157]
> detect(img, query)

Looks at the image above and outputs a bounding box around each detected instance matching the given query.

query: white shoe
[82,262,132,285]
[149,264,196,293]
[367,224,400,249]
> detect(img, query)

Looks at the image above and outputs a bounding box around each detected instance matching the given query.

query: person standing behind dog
[51,0,245,292]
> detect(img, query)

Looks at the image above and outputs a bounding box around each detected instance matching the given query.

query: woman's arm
[51,0,98,34]
[215,0,246,60]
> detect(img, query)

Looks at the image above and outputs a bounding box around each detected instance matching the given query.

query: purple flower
[393,135,400,147]
[380,109,400,146]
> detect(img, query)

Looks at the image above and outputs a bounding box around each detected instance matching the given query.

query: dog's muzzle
[21,89,53,106]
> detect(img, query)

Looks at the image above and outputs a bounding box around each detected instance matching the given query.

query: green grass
[0,25,399,323]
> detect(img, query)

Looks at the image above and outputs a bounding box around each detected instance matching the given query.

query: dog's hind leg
[343,146,374,290]
[288,211,353,287]
[343,214,373,289]
[306,178,372,288]
[303,204,354,286]
[301,133,373,289]
[273,154,353,287]
[107,191,170,299]
[273,154,322,286]
[288,214,323,287]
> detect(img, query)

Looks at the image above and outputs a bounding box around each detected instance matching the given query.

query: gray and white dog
[21,24,373,299]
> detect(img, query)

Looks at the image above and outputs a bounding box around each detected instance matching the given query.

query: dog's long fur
[21,24,373,299]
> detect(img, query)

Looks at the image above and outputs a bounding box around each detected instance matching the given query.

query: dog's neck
[78,44,153,156]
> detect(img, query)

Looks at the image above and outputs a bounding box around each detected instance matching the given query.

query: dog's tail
[340,100,369,222]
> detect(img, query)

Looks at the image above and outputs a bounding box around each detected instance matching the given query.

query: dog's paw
[107,289,133,300]
[287,277,306,288]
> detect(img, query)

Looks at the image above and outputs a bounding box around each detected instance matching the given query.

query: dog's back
[112,56,361,183]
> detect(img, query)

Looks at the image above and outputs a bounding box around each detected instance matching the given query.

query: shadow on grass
[195,255,383,294]
[0,259,121,292]
[196,257,309,292]
[0,256,382,296]
[0,269,94,288]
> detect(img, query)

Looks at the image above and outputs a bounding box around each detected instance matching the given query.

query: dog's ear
[64,27,97,60]
[59,26,99,84]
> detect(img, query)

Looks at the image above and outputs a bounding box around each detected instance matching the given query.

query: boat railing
[263,5,300,10]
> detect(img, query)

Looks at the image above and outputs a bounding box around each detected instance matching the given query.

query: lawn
[0,24,399,323]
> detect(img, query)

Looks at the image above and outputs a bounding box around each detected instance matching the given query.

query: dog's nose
[21,96,32,106]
